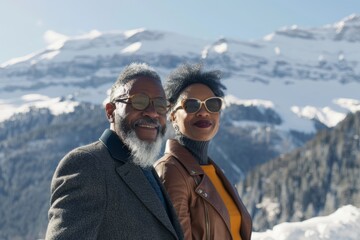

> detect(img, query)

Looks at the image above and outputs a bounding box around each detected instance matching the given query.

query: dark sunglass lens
[184,99,200,113]
[131,94,150,110]
[153,98,168,114]
[206,98,222,112]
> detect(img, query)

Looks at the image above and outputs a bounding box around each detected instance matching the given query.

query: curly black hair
[165,63,226,107]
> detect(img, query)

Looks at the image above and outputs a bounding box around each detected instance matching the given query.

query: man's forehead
[112,78,138,97]
[113,77,163,97]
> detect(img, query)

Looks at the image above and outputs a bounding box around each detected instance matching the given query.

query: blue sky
[0,0,359,64]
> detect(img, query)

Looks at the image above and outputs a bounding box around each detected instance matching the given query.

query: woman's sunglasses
[113,93,168,115]
[175,97,223,114]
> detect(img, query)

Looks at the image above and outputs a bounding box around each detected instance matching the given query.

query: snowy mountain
[0,14,360,240]
[1,15,360,130]
[1,14,359,181]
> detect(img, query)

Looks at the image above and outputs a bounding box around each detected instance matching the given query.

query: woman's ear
[170,111,176,122]
[105,103,116,123]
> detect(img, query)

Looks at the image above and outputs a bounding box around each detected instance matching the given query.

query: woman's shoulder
[155,153,180,168]
[155,153,190,178]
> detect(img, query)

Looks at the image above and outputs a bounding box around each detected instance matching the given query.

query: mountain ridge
[0,14,360,239]
[1,15,360,132]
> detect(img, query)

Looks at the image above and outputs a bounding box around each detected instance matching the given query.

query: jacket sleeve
[155,159,193,240]
[45,149,106,240]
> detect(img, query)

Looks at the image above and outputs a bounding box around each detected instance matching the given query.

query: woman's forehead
[179,83,215,98]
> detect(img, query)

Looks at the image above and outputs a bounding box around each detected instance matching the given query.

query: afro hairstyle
[165,63,226,107]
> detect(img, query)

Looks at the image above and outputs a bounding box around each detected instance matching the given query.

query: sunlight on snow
[213,42,228,53]
[121,42,142,53]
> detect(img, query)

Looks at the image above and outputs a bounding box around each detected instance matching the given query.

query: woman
[155,64,252,240]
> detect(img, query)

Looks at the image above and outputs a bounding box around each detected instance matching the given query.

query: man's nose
[142,102,160,118]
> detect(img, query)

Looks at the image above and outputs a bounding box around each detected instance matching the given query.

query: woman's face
[171,83,220,141]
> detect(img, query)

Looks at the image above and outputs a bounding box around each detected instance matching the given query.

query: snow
[0,52,37,68]
[123,28,146,38]
[274,46,281,55]
[224,76,360,132]
[291,105,346,127]
[213,42,228,53]
[224,95,274,109]
[121,42,142,53]
[334,98,360,113]
[264,33,275,41]
[43,30,69,45]
[0,29,209,68]
[22,99,78,116]
[252,205,360,240]
[17,94,79,117]
[39,50,60,60]
[256,197,280,221]
[0,16,360,133]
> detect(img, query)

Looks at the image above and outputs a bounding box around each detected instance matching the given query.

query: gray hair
[110,63,161,102]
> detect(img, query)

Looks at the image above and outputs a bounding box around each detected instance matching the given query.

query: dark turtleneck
[175,134,210,165]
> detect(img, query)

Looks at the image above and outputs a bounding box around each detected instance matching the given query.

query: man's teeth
[138,124,156,129]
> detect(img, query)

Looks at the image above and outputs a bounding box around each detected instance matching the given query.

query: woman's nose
[196,103,209,117]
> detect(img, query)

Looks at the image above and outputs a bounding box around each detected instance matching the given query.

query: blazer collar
[100,130,182,239]
[99,129,131,162]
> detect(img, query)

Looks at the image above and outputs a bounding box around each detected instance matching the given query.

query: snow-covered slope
[1,15,359,134]
[252,205,360,240]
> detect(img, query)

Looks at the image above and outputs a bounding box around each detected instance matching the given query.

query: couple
[45,63,252,240]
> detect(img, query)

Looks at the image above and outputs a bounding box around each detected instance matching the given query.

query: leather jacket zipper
[193,175,210,240]
[204,201,210,240]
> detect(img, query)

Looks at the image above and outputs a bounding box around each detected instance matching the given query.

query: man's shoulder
[58,140,109,168]
[68,140,107,157]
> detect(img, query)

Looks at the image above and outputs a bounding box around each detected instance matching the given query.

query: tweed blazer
[45,129,183,240]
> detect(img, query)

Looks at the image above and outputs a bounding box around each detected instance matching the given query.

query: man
[45,63,183,240]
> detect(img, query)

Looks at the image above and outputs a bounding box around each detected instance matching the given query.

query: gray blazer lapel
[116,162,178,237]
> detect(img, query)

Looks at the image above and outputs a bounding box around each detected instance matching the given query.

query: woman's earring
[173,124,180,134]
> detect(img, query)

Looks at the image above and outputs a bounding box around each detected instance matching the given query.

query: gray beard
[123,130,163,168]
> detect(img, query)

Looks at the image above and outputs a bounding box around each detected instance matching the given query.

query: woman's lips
[193,120,212,128]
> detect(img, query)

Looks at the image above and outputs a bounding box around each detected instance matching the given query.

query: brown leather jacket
[155,139,252,240]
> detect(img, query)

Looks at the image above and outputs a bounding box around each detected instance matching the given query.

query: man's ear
[105,103,116,123]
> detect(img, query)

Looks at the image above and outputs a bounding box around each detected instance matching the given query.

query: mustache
[133,117,161,129]
[131,116,167,137]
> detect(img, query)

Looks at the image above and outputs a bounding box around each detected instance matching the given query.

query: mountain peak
[336,13,360,27]
[268,14,360,42]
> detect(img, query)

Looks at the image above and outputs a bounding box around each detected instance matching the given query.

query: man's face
[107,76,167,143]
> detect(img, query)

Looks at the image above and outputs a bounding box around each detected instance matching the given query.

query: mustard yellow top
[201,164,242,240]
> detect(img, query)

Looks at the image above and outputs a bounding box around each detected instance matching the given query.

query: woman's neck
[176,134,210,165]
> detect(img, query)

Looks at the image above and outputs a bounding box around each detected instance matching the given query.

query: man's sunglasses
[113,93,168,115]
[175,97,223,114]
